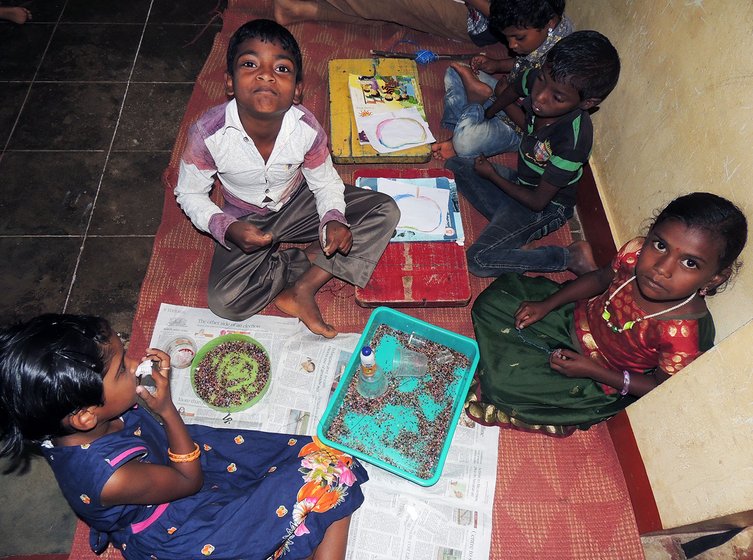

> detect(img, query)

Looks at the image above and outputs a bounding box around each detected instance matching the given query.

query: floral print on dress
[226,463,237,473]
[234,435,244,445]
[276,437,357,551]
[80,494,91,504]
[45,406,366,560]
[291,499,317,535]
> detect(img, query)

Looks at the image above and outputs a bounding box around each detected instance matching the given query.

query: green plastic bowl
[191,333,271,413]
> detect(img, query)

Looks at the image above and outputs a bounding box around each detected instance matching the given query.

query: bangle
[168,442,201,463]
[620,370,631,396]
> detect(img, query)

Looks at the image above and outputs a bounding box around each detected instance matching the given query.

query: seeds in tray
[325,325,469,480]
[193,340,270,409]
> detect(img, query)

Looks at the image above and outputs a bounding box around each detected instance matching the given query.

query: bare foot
[567,240,598,276]
[0,6,32,24]
[431,139,457,160]
[274,266,337,338]
[273,0,318,25]
[449,62,493,104]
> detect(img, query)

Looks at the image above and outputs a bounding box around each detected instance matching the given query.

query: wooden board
[354,168,471,307]
[356,242,471,307]
[328,58,432,164]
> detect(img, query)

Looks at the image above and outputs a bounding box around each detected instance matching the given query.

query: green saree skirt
[468,273,636,434]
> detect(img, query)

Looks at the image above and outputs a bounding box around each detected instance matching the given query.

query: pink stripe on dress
[108,446,147,467]
[131,503,169,534]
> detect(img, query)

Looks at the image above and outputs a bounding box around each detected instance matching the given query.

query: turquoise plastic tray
[317,307,479,486]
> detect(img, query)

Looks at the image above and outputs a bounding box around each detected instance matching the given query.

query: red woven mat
[69,2,643,558]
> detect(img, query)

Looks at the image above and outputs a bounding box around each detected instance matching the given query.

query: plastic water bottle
[356,346,387,399]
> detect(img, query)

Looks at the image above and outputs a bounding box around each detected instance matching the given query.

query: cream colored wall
[627,319,753,531]
[568,0,753,341]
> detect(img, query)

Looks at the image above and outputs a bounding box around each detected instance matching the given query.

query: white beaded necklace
[601,275,696,333]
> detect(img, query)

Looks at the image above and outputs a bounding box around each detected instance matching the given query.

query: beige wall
[626,319,753,531]
[568,0,753,341]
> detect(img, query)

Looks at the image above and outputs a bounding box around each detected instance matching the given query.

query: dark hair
[545,30,620,100]
[226,18,303,82]
[489,0,565,31]
[0,314,113,463]
[652,192,748,287]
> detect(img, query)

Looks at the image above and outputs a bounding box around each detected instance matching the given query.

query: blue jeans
[441,67,521,158]
[445,157,574,276]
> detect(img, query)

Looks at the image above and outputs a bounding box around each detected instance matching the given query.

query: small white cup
[166,336,197,369]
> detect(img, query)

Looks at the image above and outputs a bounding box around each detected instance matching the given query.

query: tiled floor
[0,0,223,340]
[0,0,223,554]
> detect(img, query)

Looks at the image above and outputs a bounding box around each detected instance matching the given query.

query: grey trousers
[208,185,400,321]
[317,0,470,42]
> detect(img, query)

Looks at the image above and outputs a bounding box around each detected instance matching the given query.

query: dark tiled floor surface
[0,0,223,554]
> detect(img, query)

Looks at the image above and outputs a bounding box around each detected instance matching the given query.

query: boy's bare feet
[431,139,456,160]
[274,266,337,338]
[273,0,318,25]
[567,240,598,276]
[449,62,493,104]
[0,6,32,24]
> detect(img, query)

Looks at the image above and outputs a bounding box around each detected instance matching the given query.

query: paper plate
[190,334,271,412]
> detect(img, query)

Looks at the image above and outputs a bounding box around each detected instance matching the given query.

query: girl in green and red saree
[467,192,747,436]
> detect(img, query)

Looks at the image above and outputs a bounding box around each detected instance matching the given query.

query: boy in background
[446,30,620,277]
[176,19,399,338]
[433,0,572,160]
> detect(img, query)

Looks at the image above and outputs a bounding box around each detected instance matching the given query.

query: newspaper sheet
[149,304,499,560]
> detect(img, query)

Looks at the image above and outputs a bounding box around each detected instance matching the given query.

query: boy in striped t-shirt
[446,31,620,277]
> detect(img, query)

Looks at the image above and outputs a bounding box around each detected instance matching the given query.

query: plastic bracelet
[620,370,631,396]
[168,442,201,463]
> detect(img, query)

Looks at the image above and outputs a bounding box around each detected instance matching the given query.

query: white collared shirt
[175,100,345,238]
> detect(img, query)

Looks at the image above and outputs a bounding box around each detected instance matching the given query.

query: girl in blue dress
[0,314,367,559]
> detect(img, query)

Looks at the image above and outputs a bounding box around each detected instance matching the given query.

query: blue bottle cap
[360,346,373,356]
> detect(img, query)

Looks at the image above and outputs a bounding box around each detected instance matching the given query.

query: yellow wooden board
[328,58,432,164]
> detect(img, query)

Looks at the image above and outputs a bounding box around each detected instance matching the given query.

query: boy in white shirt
[176,19,399,338]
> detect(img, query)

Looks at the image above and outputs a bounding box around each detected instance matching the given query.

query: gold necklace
[601,275,696,333]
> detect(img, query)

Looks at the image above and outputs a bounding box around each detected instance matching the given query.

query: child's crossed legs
[208,185,398,337]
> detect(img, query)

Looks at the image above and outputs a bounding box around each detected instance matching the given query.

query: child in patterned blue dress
[0,314,367,559]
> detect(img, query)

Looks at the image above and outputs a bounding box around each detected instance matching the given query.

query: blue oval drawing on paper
[376,117,427,148]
